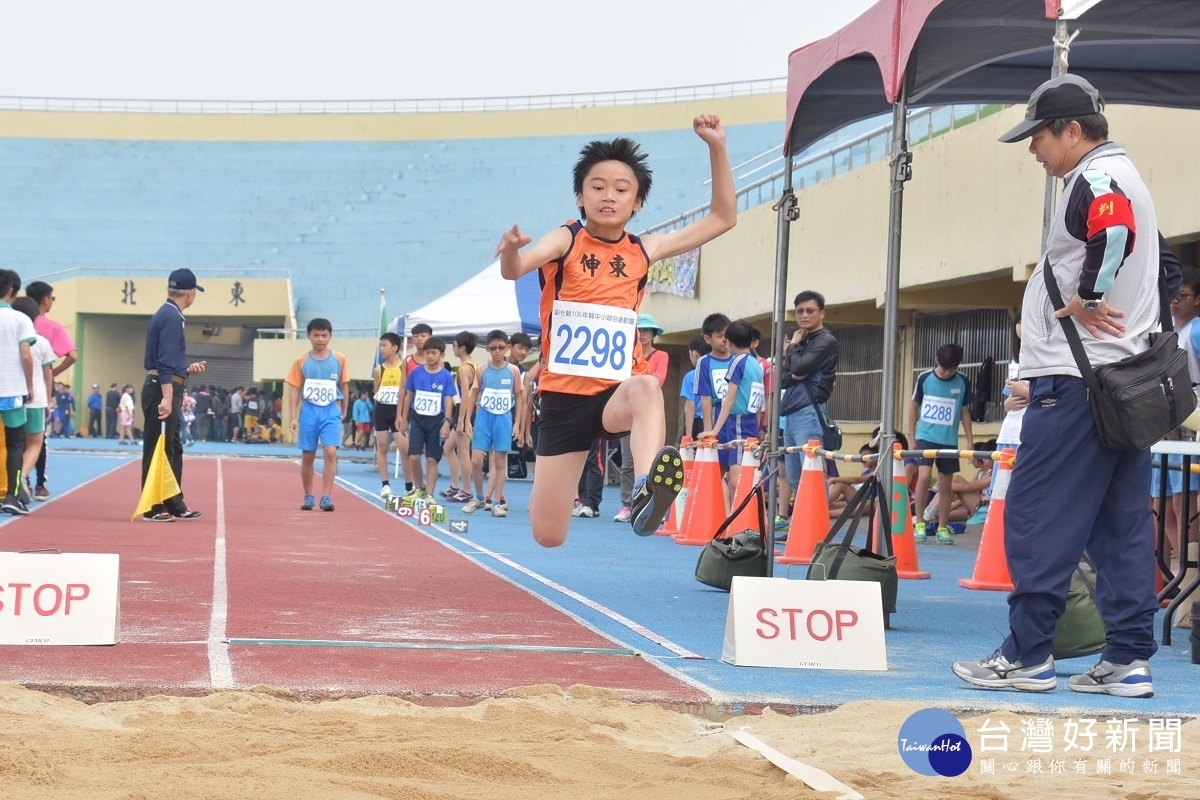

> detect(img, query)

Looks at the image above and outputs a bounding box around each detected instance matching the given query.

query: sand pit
[1,683,1197,799]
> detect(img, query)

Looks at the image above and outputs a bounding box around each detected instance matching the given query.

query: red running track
[0,458,707,704]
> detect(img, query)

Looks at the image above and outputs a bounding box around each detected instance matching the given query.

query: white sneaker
[577,506,597,518]
[571,502,584,517]
[380,485,393,498]
[463,498,485,514]
[483,497,493,511]
[491,502,508,518]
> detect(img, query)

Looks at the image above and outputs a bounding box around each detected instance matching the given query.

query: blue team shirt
[477,363,518,416]
[725,354,765,417]
[912,369,972,445]
[695,353,736,404]
[405,364,457,418]
[680,368,701,418]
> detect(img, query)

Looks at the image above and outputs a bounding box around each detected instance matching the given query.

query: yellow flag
[131,432,181,520]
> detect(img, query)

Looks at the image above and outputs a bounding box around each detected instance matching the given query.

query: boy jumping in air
[497,114,735,546]
[286,318,350,512]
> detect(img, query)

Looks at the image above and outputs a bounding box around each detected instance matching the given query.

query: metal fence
[0,78,788,115]
[823,323,885,423]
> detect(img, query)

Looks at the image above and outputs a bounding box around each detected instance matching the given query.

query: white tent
[394,260,542,339]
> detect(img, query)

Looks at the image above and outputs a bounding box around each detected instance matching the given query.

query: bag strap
[711,465,772,541]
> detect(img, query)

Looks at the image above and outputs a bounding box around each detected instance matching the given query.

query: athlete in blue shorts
[460,330,525,517]
[285,318,350,511]
[400,336,458,498]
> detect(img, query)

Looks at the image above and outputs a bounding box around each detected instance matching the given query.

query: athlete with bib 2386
[496,114,736,547]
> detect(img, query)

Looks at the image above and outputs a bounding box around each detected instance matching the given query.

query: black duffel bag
[695,481,769,592]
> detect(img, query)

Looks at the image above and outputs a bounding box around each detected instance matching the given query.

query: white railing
[26,267,291,282]
[0,77,788,115]
[642,103,1001,235]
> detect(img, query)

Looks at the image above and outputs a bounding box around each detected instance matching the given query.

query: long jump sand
[3,683,1198,799]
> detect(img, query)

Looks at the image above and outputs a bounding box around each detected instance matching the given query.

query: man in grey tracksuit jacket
[953,74,1182,699]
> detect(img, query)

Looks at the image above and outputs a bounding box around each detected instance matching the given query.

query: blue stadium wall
[0,96,785,332]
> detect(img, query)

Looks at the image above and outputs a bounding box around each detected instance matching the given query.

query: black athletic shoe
[172,509,202,520]
[142,511,175,522]
[629,445,685,536]
[1,496,29,516]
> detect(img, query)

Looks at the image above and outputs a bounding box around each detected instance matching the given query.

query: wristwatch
[1081,298,1102,312]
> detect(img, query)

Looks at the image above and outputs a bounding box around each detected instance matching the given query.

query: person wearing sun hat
[953,73,1181,699]
[613,313,669,522]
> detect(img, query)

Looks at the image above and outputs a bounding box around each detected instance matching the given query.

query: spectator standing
[778,291,839,518]
[953,74,1176,697]
[26,281,78,497]
[181,389,196,446]
[11,297,54,507]
[193,385,212,441]
[0,270,35,514]
[140,268,206,522]
[105,382,120,439]
[55,384,75,437]
[229,387,244,442]
[87,384,103,439]
[118,384,136,444]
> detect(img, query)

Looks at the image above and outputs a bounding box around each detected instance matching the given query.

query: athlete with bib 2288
[496,114,736,547]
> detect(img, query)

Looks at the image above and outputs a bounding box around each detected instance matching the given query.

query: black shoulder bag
[1043,263,1195,450]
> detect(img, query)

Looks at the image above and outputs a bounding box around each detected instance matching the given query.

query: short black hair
[307,317,332,334]
[725,319,754,349]
[12,296,39,322]
[0,270,20,298]
[379,332,402,349]
[26,281,52,304]
[423,337,446,353]
[793,290,825,310]
[453,330,478,352]
[509,332,533,348]
[688,333,710,355]
[411,323,433,336]
[1047,112,1108,141]
[573,137,652,220]
[936,343,964,370]
[702,313,731,336]
[487,329,509,345]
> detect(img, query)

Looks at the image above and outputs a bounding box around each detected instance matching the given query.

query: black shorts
[408,414,445,460]
[536,387,626,457]
[373,403,398,433]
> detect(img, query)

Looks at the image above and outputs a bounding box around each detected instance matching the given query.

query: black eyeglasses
[795,307,821,316]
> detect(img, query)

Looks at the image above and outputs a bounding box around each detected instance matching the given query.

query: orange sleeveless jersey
[538,221,650,396]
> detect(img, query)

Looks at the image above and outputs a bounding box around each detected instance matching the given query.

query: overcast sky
[0,0,877,100]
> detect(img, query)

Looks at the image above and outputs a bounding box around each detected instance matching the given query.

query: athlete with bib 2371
[496,114,736,547]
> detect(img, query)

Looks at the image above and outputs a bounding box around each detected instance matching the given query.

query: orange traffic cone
[959,448,1015,591]
[777,439,830,565]
[727,439,763,534]
[658,436,693,536]
[675,440,725,546]
[888,444,931,580]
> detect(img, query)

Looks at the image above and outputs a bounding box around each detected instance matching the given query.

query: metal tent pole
[765,160,799,578]
[1041,19,1076,248]
[877,83,912,495]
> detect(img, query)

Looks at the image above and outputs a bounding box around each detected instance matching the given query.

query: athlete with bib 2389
[496,114,735,547]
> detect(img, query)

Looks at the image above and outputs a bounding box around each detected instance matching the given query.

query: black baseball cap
[998,74,1104,143]
[168,268,205,292]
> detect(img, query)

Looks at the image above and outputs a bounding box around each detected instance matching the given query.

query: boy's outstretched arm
[496,225,572,281]
[643,114,736,264]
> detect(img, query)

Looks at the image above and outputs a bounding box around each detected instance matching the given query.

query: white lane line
[335,475,704,661]
[208,458,233,689]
